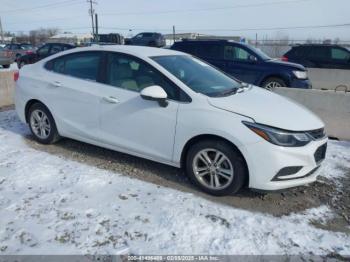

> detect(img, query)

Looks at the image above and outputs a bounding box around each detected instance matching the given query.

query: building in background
[48,33,92,45]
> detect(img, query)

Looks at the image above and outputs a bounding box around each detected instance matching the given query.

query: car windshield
[152,55,241,97]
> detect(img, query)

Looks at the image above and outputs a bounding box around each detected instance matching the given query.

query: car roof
[61,45,184,58]
[292,44,343,48]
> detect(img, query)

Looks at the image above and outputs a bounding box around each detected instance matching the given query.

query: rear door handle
[51,81,62,88]
[102,96,119,104]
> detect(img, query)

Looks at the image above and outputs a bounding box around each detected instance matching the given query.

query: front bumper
[290,78,312,89]
[241,137,328,191]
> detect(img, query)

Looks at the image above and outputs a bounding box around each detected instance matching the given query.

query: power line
[91,22,350,32]
[100,0,314,16]
[6,22,350,34]
[0,0,85,14]
[173,23,350,32]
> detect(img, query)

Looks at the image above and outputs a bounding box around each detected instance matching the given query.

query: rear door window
[47,52,102,81]
[197,43,223,59]
[175,43,198,56]
[64,53,101,81]
[308,47,330,60]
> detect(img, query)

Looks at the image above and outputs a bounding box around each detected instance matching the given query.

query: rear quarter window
[173,43,198,56]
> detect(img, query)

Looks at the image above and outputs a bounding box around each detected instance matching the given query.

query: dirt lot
[1,106,349,236]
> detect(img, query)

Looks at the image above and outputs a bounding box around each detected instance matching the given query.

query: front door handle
[102,96,119,104]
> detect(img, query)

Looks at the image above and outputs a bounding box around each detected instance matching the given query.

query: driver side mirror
[248,55,258,62]
[140,85,168,107]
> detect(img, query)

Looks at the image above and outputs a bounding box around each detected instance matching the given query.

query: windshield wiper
[216,87,238,97]
[236,83,252,93]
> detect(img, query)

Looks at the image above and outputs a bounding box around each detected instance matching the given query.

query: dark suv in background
[127,32,166,47]
[282,44,350,69]
[171,40,311,89]
[17,43,74,68]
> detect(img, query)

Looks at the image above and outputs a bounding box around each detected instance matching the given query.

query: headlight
[243,121,311,147]
[293,70,308,79]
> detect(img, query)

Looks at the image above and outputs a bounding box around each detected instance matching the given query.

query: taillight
[25,50,33,55]
[14,71,19,82]
[281,56,288,62]
[5,50,12,57]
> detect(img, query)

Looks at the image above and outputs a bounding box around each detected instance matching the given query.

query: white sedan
[15,45,327,195]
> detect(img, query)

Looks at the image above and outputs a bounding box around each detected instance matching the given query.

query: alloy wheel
[265,81,282,90]
[192,148,234,190]
[30,109,51,139]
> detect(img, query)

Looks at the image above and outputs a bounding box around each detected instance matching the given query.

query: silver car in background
[0,43,35,68]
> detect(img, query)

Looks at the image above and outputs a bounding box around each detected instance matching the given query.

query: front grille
[307,128,326,140]
[314,143,327,164]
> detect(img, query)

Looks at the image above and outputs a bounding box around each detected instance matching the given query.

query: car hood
[207,86,324,131]
[265,59,305,70]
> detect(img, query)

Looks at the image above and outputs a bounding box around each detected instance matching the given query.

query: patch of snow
[0,63,18,71]
[319,140,350,180]
[0,110,349,255]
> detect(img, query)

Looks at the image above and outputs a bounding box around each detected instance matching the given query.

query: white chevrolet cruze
[15,45,328,196]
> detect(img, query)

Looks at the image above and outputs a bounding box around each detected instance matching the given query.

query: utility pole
[255,33,258,48]
[87,0,97,40]
[0,17,4,43]
[95,13,98,42]
[172,25,176,43]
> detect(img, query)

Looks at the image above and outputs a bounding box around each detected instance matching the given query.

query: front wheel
[28,103,61,144]
[186,140,247,196]
[262,77,287,90]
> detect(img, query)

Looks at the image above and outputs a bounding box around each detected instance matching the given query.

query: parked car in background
[171,40,311,89]
[6,43,35,59]
[97,33,124,45]
[17,43,74,68]
[0,45,14,68]
[282,44,350,69]
[15,45,327,196]
[126,32,166,47]
[0,43,36,68]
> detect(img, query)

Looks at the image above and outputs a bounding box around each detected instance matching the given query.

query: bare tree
[269,31,290,58]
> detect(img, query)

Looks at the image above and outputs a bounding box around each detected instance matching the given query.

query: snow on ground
[0,63,18,71]
[0,110,350,255]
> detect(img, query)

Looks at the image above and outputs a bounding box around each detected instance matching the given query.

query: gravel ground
[1,106,350,234]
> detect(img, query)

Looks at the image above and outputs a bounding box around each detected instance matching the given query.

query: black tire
[185,139,247,196]
[2,64,10,69]
[262,77,287,90]
[28,103,61,144]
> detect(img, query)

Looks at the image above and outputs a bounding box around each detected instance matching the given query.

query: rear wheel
[262,77,287,90]
[186,140,247,196]
[28,103,61,144]
[2,64,10,69]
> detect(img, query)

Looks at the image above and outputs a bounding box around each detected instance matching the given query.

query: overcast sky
[1,0,349,41]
